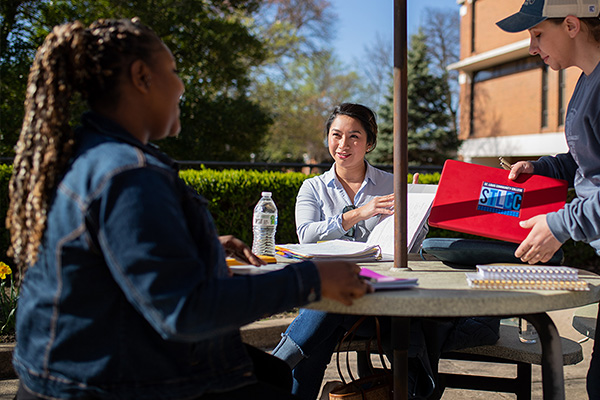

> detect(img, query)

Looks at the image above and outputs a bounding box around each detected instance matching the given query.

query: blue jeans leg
[272,309,364,400]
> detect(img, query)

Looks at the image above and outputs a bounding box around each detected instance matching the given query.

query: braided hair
[7,18,162,272]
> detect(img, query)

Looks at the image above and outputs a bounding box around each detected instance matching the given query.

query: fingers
[372,194,394,214]
[515,243,554,264]
[219,235,266,266]
[412,173,420,184]
[357,195,395,221]
[316,261,370,305]
[508,161,533,180]
[515,215,561,264]
[243,248,267,266]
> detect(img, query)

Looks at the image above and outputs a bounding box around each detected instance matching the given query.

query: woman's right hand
[359,193,395,219]
[341,176,418,231]
[508,161,534,180]
[314,261,372,306]
[342,194,394,231]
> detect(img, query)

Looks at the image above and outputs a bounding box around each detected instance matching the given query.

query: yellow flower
[0,262,12,280]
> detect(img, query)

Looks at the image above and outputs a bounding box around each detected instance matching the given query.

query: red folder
[428,160,568,243]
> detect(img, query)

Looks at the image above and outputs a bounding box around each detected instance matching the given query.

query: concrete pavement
[318,307,593,399]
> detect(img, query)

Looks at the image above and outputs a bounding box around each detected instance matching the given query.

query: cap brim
[496,12,547,33]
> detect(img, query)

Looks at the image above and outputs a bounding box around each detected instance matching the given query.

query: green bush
[179,168,307,245]
[0,165,598,272]
[0,165,10,266]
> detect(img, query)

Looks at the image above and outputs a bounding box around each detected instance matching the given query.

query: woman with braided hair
[7,18,370,400]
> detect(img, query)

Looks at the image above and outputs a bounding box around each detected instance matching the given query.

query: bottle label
[254,214,277,226]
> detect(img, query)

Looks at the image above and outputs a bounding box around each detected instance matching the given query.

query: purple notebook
[359,268,418,290]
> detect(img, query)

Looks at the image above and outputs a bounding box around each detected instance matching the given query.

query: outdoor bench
[241,317,583,400]
[572,302,597,340]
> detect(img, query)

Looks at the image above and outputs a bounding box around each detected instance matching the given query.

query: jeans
[271,309,387,400]
[587,303,600,400]
[271,310,498,400]
[17,345,298,400]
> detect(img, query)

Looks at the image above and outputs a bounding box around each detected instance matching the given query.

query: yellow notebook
[226,255,277,266]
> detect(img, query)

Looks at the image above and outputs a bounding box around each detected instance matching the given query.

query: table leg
[391,317,410,400]
[524,313,565,400]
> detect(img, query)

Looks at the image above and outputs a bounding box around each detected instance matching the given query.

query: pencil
[499,157,512,170]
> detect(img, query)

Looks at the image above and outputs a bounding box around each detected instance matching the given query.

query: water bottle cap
[261,191,272,197]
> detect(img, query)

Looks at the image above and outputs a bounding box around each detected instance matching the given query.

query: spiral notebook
[428,160,568,243]
[466,265,589,291]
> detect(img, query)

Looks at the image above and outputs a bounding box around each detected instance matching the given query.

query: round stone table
[307,259,600,400]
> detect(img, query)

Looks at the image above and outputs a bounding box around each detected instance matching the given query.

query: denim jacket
[13,111,321,399]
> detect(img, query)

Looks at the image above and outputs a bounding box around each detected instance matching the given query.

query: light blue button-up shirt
[295,162,397,243]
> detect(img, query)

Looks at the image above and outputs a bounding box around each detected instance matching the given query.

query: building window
[473,57,545,83]
[542,65,548,128]
[558,69,566,126]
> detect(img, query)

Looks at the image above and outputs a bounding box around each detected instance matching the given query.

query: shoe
[319,380,343,400]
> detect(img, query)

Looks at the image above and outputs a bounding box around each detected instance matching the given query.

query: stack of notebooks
[466,265,589,291]
[360,267,418,290]
[276,240,382,262]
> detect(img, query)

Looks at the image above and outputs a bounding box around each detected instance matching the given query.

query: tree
[422,7,461,134]
[250,0,364,163]
[1,0,271,161]
[358,33,393,113]
[254,0,335,68]
[368,29,461,166]
[253,49,361,163]
[0,1,43,155]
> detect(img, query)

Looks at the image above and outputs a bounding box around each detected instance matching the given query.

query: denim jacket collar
[81,111,179,172]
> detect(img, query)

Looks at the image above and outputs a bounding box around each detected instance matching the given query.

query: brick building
[449,0,580,167]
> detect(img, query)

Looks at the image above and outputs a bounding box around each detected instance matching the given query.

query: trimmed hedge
[179,168,307,246]
[0,165,598,272]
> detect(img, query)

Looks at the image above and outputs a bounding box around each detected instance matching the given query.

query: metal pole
[392,317,410,400]
[525,313,565,400]
[393,0,408,269]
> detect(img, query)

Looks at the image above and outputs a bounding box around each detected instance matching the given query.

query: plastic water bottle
[502,317,538,344]
[518,318,538,344]
[252,192,278,256]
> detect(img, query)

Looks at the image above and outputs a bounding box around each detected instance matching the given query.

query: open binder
[366,184,437,258]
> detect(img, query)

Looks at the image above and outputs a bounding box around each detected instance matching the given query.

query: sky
[329,0,461,66]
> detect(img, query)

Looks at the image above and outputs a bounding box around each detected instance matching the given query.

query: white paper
[277,240,381,259]
[229,264,288,275]
[366,184,437,256]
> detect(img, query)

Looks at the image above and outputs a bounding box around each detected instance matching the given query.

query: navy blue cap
[497,0,547,33]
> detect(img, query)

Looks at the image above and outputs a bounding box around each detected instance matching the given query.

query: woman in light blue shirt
[273,104,498,400]
[295,102,424,248]
[295,103,395,244]
[296,162,395,243]
[273,104,430,400]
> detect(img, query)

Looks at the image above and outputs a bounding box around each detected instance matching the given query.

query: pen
[499,157,512,171]
[359,275,377,283]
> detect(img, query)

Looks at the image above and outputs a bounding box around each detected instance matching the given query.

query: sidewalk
[319,307,592,399]
[0,307,594,399]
